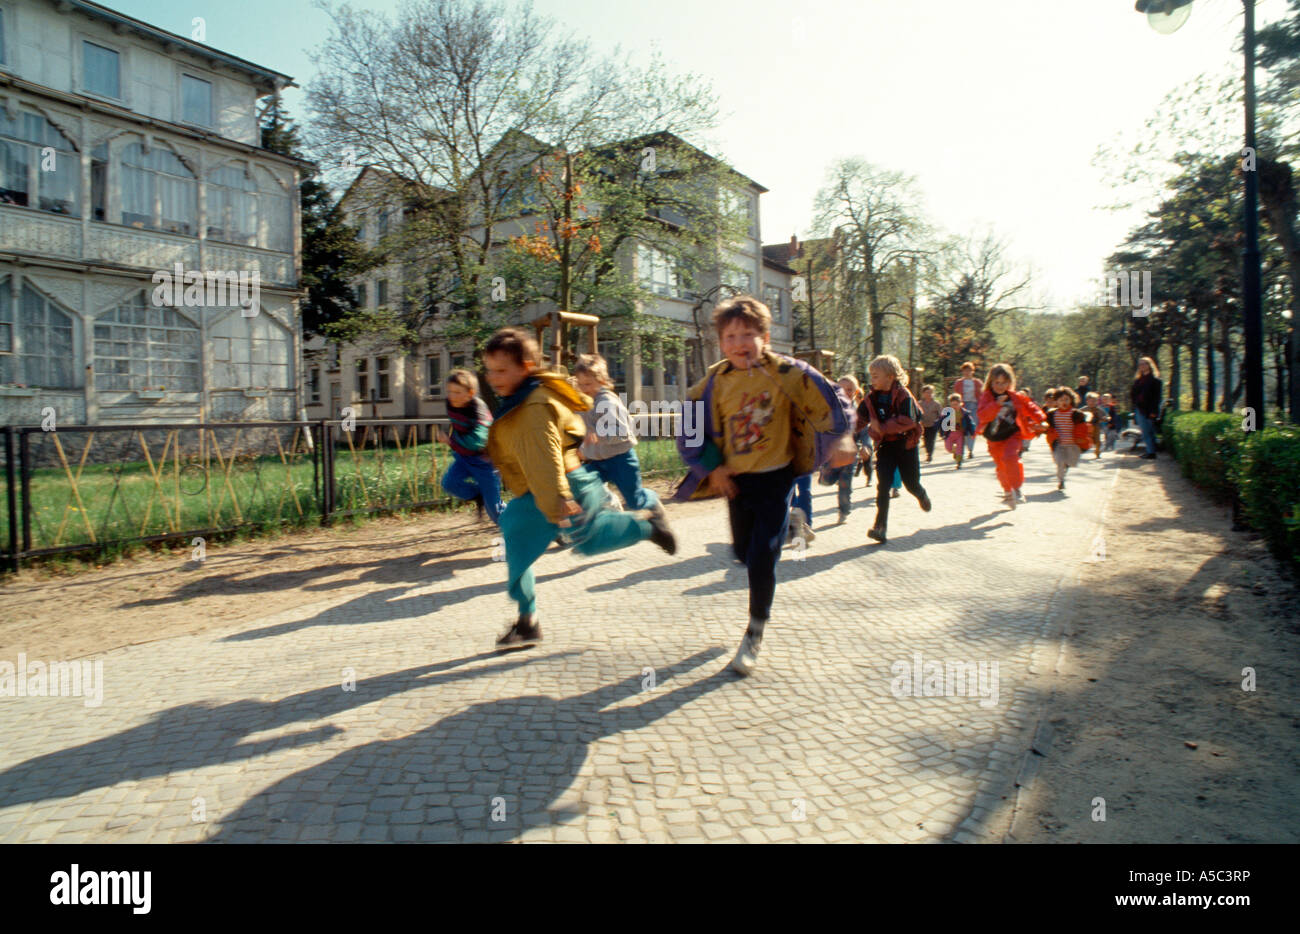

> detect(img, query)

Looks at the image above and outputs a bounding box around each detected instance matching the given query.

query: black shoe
[1057,480,1065,490]
[497,616,542,647]
[648,512,677,555]
[918,492,932,512]
[867,526,887,544]
[1140,452,1157,460]
[472,492,486,522]
[553,534,569,549]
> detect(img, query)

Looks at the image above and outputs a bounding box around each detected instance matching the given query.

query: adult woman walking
[1130,356,1162,460]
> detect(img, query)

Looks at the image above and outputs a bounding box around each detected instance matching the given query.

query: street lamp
[1135,0,1264,422]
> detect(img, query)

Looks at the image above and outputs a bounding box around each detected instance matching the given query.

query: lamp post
[1135,0,1264,422]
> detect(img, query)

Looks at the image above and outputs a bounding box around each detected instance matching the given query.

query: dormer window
[82,41,121,99]
[182,75,213,127]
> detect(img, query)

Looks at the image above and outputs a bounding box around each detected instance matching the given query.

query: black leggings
[874,439,925,529]
[923,424,939,459]
[727,465,796,622]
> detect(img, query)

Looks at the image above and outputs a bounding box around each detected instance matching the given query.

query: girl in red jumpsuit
[976,363,1045,509]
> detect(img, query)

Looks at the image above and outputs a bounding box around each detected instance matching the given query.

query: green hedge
[1162,410,1300,567]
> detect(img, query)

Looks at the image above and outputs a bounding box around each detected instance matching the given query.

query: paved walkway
[0,443,1120,842]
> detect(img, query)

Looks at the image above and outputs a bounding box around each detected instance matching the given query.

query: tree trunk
[1169,343,1181,410]
[1256,158,1300,422]
[1275,344,1286,412]
[1205,310,1216,411]
[1190,311,1201,410]
[1221,309,1233,413]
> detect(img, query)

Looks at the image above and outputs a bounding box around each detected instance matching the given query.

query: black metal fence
[1,418,458,571]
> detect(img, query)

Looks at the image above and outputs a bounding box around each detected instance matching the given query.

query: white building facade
[0,0,304,426]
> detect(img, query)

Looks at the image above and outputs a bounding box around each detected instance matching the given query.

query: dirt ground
[1005,456,1300,843]
[2,464,1297,843]
[0,478,700,662]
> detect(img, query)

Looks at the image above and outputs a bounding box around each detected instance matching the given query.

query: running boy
[573,353,664,518]
[674,296,854,676]
[862,355,932,544]
[1081,391,1106,459]
[485,328,676,647]
[919,384,943,463]
[437,368,505,525]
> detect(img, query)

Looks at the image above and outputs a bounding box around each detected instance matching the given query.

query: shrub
[1163,410,1300,568]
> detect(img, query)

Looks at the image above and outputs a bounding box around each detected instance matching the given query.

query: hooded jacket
[857,381,924,449]
[486,370,592,524]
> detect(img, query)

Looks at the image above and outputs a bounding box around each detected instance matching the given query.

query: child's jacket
[486,370,592,524]
[976,389,1045,442]
[446,396,493,464]
[580,387,636,460]
[1044,406,1093,451]
[940,405,976,436]
[858,382,923,448]
[673,351,853,501]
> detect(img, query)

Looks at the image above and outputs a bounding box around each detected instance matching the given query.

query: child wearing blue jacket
[437,368,505,525]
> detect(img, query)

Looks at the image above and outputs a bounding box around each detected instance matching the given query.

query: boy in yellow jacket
[484,328,676,647]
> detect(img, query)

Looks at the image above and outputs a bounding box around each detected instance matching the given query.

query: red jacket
[1044,406,1093,451]
[951,376,984,406]
[976,389,1045,442]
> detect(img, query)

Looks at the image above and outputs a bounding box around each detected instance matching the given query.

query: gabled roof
[600,130,768,193]
[338,166,448,211]
[62,0,293,92]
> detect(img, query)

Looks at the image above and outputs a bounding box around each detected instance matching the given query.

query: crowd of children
[436,293,1141,677]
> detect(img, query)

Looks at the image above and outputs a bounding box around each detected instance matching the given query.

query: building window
[328,342,340,370]
[637,244,683,299]
[725,267,753,295]
[93,293,199,392]
[597,340,626,394]
[0,283,78,388]
[206,164,257,245]
[82,41,121,99]
[355,282,368,309]
[181,75,212,126]
[91,144,108,221]
[258,176,292,254]
[308,367,321,404]
[0,110,80,216]
[375,356,390,399]
[378,209,389,238]
[355,357,369,400]
[329,380,341,417]
[210,314,291,389]
[763,285,785,324]
[0,9,7,66]
[426,353,442,396]
[121,142,196,235]
[376,280,389,308]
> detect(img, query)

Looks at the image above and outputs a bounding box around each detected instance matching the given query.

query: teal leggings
[500,464,652,616]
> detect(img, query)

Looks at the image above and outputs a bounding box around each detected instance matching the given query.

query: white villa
[303,131,798,420]
[0,0,305,426]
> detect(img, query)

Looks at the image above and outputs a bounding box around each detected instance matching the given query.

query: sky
[105,0,1292,313]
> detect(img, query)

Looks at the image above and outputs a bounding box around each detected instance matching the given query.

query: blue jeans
[792,474,812,519]
[499,465,651,616]
[442,454,504,523]
[585,448,659,511]
[963,404,978,455]
[728,465,796,621]
[1134,410,1158,455]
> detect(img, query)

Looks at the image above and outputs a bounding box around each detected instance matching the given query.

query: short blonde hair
[947,393,962,404]
[573,353,613,387]
[868,354,907,387]
[447,368,479,395]
[713,295,771,337]
[837,374,862,402]
[1085,391,1100,403]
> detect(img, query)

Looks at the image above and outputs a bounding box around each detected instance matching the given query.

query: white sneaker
[730,631,762,676]
[1003,491,1017,510]
[789,507,816,544]
[1014,489,1026,504]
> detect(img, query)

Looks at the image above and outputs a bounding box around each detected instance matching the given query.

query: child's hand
[556,498,582,526]
[709,465,739,499]
[586,431,598,446]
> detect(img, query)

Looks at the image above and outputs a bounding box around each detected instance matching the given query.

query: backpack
[983,401,1020,442]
